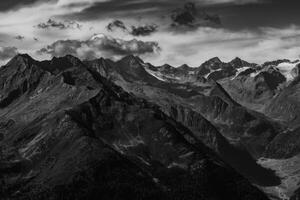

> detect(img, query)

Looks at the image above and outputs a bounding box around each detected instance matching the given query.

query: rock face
[0,54,270,200]
[265,76,300,128]
[221,66,287,111]
[169,105,280,186]
[221,60,300,112]
[264,127,300,159]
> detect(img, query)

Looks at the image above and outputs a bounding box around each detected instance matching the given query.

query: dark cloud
[65,1,220,32]
[63,0,185,20]
[61,0,236,21]
[0,0,57,11]
[15,35,25,40]
[36,19,82,30]
[0,47,18,61]
[204,0,300,30]
[60,0,300,31]
[38,34,161,60]
[170,2,221,29]
[106,19,158,36]
[34,37,39,42]
[107,20,128,32]
[131,25,158,36]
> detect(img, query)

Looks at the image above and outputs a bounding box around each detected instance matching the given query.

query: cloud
[170,2,221,30]
[203,0,262,5]
[131,25,158,36]
[0,46,18,61]
[36,19,82,30]
[143,25,300,67]
[107,20,127,32]
[37,34,161,60]
[63,0,265,21]
[15,35,25,40]
[0,0,57,11]
[106,19,158,36]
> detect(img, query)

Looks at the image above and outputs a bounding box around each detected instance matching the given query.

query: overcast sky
[0,0,300,66]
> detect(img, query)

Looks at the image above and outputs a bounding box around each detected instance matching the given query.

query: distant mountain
[195,57,257,81]
[229,57,254,68]
[142,57,256,84]
[219,59,300,112]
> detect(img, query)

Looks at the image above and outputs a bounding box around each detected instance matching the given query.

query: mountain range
[1,53,300,199]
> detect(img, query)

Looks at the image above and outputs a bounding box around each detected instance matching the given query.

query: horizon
[5,52,300,68]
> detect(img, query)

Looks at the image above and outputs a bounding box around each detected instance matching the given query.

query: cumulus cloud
[131,25,158,36]
[0,46,18,61]
[37,34,161,60]
[36,19,82,30]
[106,20,158,36]
[107,20,127,32]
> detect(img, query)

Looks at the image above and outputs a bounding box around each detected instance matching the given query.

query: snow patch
[231,67,250,80]
[276,62,300,82]
[250,71,261,78]
[204,68,222,79]
[19,131,47,159]
[144,68,167,82]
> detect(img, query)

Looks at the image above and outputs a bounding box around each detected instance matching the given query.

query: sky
[0,0,300,67]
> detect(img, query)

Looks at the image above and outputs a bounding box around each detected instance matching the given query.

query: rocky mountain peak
[116,55,161,83]
[159,64,174,71]
[178,64,191,71]
[199,57,223,72]
[6,53,36,68]
[39,55,85,74]
[229,57,249,67]
[97,57,107,63]
[262,59,291,67]
[51,54,82,66]
[120,55,144,66]
[15,53,34,60]
[207,57,222,64]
